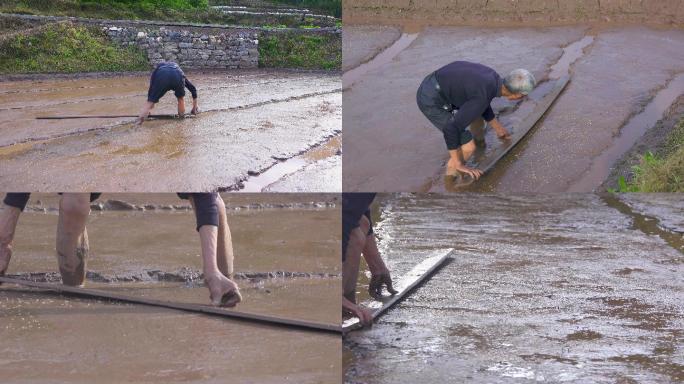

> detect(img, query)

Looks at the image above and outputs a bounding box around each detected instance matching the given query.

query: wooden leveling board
[342,248,453,333]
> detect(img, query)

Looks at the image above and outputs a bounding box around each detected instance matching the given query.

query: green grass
[258,32,340,70]
[614,118,684,192]
[0,22,150,74]
[0,0,337,27]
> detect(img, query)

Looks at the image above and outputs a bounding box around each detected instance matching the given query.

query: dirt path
[345,193,684,383]
[0,70,341,192]
[342,26,684,192]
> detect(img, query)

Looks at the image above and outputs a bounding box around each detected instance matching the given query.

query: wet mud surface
[0,70,341,192]
[0,194,341,383]
[344,193,684,383]
[342,25,401,71]
[342,26,684,192]
[617,193,684,235]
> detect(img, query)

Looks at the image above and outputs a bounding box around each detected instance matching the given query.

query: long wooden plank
[36,114,194,120]
[451,75,570,186]
[0,276,341,334]
[342,248,453,333]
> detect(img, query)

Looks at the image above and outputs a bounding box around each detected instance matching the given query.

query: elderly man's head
[502,69,536,100]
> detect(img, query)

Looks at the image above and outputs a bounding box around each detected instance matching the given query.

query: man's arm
[185,78,199,114]
[444,98,488,150]
[359,213,398,298]
[489,117,511,139]
[177,97,186,116]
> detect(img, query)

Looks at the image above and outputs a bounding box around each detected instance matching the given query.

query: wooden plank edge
[0,276,342,335]
[480,75,571,174]
[342,248,454,334]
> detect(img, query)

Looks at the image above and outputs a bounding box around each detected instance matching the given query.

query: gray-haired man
[417,61,536,180]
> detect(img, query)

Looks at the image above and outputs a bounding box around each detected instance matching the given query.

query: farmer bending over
[416,61,536,180]
[137,61,199,124]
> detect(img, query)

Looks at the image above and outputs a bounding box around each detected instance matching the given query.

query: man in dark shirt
[342,193,397,327]
[416,61,536,179]
[137,62,199,124]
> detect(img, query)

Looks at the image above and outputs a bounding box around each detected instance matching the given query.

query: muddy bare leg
[469,118,486,147]
[0,204,22,278]
[215,194,234,279]
[446,140,478,175]
[137,101,155,124]
[342,227,367,303]
[199,224,241,307]
[55,194,90,287]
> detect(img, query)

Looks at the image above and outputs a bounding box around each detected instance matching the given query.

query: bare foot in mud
[444,173,475,191]
[206,273,242,307]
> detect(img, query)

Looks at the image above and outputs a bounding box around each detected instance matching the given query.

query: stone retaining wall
[105,26,259,69]
[343,0,684,26]
[1,13,342,70]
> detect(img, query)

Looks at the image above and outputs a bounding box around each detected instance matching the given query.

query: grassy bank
[0,0,337,27]
[0,22,149,74]
[258,32,340,70]
[616,118,684,192]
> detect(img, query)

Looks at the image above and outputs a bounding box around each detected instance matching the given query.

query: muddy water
[343,33,419,88]
[0,71,341,192]
[488,28,684,192]
[615,193,684,235]
[343,26,684,193]
[342,25,401,71]
[6,195,341,275]
[569,73,684,192]
[1,286,340,383]
[342,26,586,192]
[0,193,341,382]
[345,193,684,383]
[241,135,341,192]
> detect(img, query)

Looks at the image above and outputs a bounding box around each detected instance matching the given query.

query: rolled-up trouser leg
[3,193,31,211]
[178,193,220,231]
[56,194,91,286]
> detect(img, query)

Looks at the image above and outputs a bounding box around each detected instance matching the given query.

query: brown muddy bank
[343,0,684,28]
[342,26,684,192]
[344,193,684,383]
[0,70,341,192]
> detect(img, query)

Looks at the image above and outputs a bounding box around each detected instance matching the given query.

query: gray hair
[504,69,536,95]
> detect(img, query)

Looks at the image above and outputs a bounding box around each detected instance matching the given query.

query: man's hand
[343,297,374,327]
[490,118,511,140]
[369,271,398,298]
[447,158,483,180]
[353,304,374,326]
